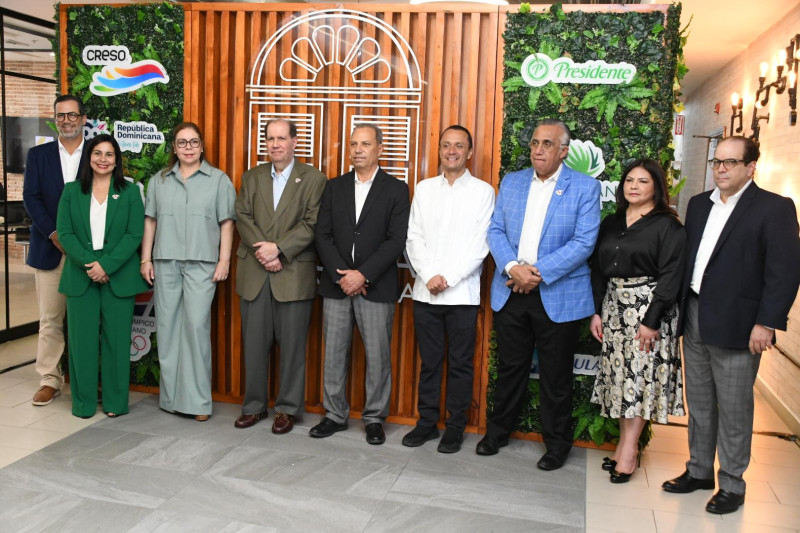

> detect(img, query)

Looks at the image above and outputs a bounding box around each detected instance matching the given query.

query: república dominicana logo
[84,45,170,97]
[521,53,636,87]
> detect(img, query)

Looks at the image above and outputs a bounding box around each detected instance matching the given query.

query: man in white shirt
[402,126,494,453]
[23,94,86,405]
[662,136,800,515]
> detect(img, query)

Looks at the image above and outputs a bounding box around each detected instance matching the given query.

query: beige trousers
[34,257,66,388]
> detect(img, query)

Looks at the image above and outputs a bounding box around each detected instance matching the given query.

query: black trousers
[413,301,479,430]
[488,290,580,458]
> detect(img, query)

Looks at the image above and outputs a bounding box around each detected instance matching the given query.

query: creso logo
[521,53,636,87]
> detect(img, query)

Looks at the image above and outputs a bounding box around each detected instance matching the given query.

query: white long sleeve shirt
[406,170,495,305]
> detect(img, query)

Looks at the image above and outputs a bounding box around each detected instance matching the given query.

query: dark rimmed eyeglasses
[708,158,748,170]
[54,112,84,122]
[176,138,202,148]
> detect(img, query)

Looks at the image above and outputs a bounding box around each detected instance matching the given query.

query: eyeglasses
[54,112,84,122]
[530,140,568,152]
[176,138,201,148]
[708,158,747,170]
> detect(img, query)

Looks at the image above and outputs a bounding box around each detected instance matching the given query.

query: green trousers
[67,282,135,418]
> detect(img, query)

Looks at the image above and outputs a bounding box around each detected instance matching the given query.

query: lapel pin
[295,178,301,183]
[555,190,563,196]
[112,194,119,199]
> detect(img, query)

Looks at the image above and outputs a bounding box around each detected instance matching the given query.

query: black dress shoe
[609,468,633,484]
[537,452,566,471]
[706,489,744,514]
[601,457,617,472]
[662,470,715,493]
[437,426,463,454]
[309,417,348,438]
[365,423,385,445]
[402,425,439,447]
[475,435,508,456]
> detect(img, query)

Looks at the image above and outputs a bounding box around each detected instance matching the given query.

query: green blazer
[57,180,149,298]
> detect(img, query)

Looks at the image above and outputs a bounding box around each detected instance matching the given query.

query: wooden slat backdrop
[182,3,502,430]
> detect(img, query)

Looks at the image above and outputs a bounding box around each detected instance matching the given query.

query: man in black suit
[23,94,87,406]
[662,136,800,514]
[310,124,410,445]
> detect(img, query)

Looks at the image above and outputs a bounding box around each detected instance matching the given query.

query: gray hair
[352,123,383,144]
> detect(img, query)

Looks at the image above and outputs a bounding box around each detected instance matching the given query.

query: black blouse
[590,211,687,330]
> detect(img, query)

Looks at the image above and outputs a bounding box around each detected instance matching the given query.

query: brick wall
[680,4,800,432]
[0,60,57,260]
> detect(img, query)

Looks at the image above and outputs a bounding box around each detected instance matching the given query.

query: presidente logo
[85,45,169,97]
[521,53,636,87]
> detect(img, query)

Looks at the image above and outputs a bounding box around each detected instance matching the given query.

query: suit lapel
[356,170,386,227]
[80,187,93,240]
[345,172,357,228]
[274,164,302,222]
[540,167,571,236]
[104,187,120,235]
[256,163,276,220]
[48,142,67,195]
[709,183,758,261]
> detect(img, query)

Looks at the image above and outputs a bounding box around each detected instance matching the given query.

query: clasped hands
[254,241,282,272]
[506,264,542,294]
[85,261,109,284]
[337,269,367,297]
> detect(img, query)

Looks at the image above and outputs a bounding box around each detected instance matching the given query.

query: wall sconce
[755,33,799,126]
[730,92,743,134]
[750,100,770,143]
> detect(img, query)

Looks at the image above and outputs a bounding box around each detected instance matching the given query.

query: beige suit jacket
[235,161,327,302]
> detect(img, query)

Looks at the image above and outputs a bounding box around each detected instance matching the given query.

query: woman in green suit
[57,134,148,418]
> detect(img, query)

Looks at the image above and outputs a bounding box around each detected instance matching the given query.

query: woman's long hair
[615,158,677,217]
[78,134,127,194]
[161,122,205,178]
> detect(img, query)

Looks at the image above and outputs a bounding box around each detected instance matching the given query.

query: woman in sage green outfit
[140,122,236,421]
[57,134,148,418]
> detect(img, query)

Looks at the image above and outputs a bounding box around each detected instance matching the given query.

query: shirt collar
[354,167,379,185]
[272,159,295,181]
[532,163,562,185]
[438,168,473,187]
[168,159,212,179]
[58,138,84,156]
[710,179,752,206]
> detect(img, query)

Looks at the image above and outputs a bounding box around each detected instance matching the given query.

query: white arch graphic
[247,9,423,183]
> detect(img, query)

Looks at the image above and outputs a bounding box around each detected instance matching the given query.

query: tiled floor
[0,335,798,532]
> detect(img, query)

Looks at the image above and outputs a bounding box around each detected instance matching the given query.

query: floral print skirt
[590,276,685,423]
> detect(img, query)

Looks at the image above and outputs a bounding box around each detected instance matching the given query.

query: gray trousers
[241,276,313,416]
[322,296,395,425]
[683,294,761,494]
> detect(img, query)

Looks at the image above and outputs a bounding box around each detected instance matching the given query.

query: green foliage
[59,2,184,386]
[491,3,685,446]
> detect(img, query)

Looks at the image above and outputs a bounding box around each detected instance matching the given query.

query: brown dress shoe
[234,411,268,429]
[32,386,60,406]
[195,415,210,422]
[272,413,295,434]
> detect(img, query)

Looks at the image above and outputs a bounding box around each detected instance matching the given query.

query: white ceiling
[3,0,799,98]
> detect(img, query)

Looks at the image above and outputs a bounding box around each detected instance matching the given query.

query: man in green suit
[234,119,327,433]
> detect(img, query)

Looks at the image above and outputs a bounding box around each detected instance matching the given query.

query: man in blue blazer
[478,119,600,470]
[662,136,800,514]
[22,94,86,406]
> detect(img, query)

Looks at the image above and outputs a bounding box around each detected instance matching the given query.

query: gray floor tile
[126,509,276,533]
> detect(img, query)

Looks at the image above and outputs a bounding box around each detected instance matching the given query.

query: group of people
[23,94,800,516]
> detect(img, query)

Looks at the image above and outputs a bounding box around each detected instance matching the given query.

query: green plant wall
[59,2,185,386]
[490,3,686,445]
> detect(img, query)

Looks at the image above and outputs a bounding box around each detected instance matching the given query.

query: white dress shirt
[58,138,84,185]
[504,163,564,274]
[406,170,495,305]
[690,179,753,293]
[90,193,108,251]
[352,167,379,261]
[271,159,294,209]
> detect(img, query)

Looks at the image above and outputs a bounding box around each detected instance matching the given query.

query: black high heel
[609,468,633,483]
[601,457,617,471]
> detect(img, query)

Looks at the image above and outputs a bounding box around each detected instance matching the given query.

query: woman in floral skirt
[589,158,687,483]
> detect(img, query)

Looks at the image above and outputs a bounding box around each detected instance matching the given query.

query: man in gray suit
[234,119,327,434]
[310,124,410,445]
[662,136,800,514]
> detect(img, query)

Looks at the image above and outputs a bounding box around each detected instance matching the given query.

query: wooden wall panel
[184,3,504,430]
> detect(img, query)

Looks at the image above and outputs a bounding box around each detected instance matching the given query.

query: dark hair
[54,94,86,116]
[264,118,297,139]
[352,123,383,144]
[79,134,128,194]
[162,122,205,177]
[440,125,473,150]
[616,158,676,217]
[536,118,571,146]
[719,135,760,163]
